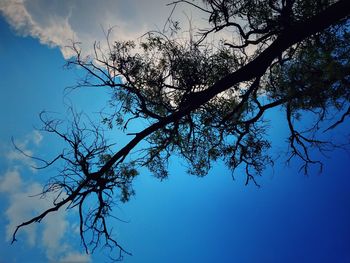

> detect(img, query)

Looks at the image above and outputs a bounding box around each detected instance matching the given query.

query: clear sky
[1,2,350,263]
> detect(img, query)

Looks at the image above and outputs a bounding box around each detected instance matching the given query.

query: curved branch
[96,0,350,182]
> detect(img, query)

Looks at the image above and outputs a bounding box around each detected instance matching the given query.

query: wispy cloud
[0,131,90,262]
[0,0,77,58]
[0,169,22,194]
[31,130,43,146]
[2,173,45,247]
[0,0,178,58]
[59,252,91,263]
[0,169,90,262]
[0,0,206,58]
[4,131,43,170]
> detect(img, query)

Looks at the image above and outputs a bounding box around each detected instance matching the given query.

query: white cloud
[0,131,90,262]
[31,130,43,146]
[41,197,70,261]
[0,0,77,58]
[59,252,91,263]
[5,147,36,169]
[0,168,90,262]
[0,169,22,193]
[4,180,43,246]
[0,0,207,59]
[4,131,44,170]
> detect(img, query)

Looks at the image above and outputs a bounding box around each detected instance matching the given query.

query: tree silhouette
[11,0,350,260]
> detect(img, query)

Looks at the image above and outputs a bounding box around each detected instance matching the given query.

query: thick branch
[97,0,350,178]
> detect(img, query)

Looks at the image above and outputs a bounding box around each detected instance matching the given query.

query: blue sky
[1,2,350,263]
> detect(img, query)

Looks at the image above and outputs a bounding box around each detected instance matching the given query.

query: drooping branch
[11,110,134,260]
[98,0,350,178]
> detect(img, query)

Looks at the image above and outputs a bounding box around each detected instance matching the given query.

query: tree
[11,0,350,260]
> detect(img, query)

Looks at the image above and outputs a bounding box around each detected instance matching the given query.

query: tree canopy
[11,0,350,260]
